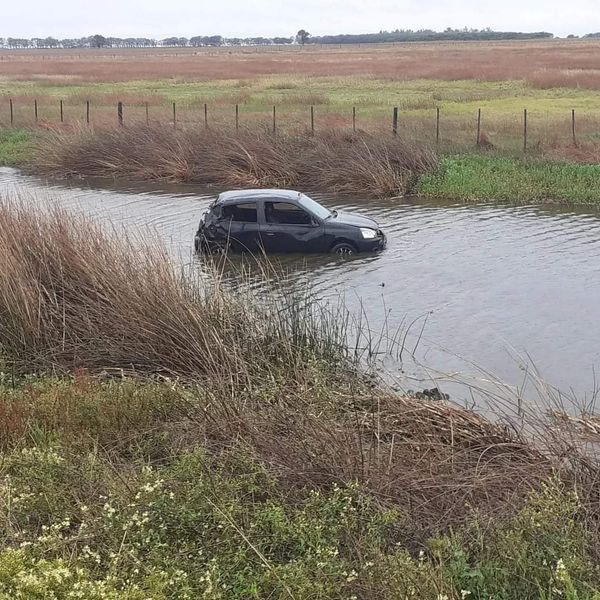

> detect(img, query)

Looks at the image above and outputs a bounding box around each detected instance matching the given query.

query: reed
[30,124,437,197]
[0,195,347,381]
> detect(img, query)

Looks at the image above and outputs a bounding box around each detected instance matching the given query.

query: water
[2,166,600,407]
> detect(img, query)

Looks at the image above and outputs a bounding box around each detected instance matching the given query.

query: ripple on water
[2,166,600,405]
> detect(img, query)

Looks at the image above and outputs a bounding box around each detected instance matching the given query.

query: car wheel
[330,241,357,256]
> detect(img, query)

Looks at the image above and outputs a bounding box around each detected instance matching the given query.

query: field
[2,40,600,151]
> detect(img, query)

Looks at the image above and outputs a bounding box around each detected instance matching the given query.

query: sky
[1,0,597,39]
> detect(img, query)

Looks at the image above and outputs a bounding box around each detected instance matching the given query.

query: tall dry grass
[0,196,347,380]
[31,124,438,197]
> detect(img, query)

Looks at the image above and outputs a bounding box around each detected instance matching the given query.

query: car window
[221,202,258,223]
[265,202,312,225]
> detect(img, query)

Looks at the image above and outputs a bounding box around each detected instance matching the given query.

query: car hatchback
[194,189,386,255]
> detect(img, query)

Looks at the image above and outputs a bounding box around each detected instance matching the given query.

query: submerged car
[194,189,386,255]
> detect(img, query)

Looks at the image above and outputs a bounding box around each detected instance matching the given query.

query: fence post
[352,106,356,132]
[117,101,123,126]
[86,100,90,125]
[204,103,208,129]
[145,102,149,125]
[34,99,38,123]
[436,107,440,145]
[392,107,398,135]
[172,102,176,129]
[523,108,528,152]
[476,108,481,146]
[9,99,13,126]
[572,109,576,145]
[310,105,314,134]
[235,104,239,131]
[60,100,64,123]
[272,106,276,134]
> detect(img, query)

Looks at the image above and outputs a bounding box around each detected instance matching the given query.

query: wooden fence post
[436,107,440,145]
[9,99,13,126]
[352,106,356,132]
[60,100,64,123]
[392,107,398,135]
[235,104,239,131]
[272,106,276,134]
[572,109,576,145]
[117,101,123,126]
[145,102,149,125]
[34,99,38,123]
[523,108,528,152]
[310,105,314,134]
[172,102,176,129]
[476,108,481,146]
[204,103,208,129]
[86,100,90,125]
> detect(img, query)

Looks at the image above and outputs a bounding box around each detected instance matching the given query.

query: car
[194,189,386,255]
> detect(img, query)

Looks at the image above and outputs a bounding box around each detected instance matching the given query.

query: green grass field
[2,76,599,150]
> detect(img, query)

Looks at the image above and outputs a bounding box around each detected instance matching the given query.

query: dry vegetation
[30,124,437,197]
[2,40,600,85]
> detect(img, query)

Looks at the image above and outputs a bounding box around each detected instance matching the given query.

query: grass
[0,198,600,597]
[3,77,600,147]
[3,39,600,149]
[0,129,31,165]
[22,123,600,204]
[417,154,600,203]
[29,124,437,197]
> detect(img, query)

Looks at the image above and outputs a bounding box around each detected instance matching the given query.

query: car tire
[330,241,357,256]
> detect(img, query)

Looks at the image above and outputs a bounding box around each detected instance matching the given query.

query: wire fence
[1,96,597,151]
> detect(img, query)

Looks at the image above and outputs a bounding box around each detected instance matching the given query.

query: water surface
[2,166,599,408]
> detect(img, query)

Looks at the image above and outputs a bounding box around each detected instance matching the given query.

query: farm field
[2,39,600,150]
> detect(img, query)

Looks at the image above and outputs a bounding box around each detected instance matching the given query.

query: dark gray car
[194,189,386,255]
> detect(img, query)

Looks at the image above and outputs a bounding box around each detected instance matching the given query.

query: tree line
[0,28,576,50]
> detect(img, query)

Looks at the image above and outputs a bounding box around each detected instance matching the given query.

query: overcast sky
[1,0,597,39]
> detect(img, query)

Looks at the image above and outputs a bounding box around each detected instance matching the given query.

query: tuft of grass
[0,196,349,381]
[417,154,600,204]
[30,124,437,198]
[0,129,32,166]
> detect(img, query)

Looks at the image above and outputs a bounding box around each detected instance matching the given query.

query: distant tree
[91,34,107,48]
[296,29,310,45]
[161,37,188,47]
[273,36,293,45]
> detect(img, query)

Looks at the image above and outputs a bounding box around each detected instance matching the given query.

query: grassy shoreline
[0,198,599,598]
[2,126,600,204]
[417,154,600,205]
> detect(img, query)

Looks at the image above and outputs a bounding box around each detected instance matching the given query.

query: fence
[0,97,593,151]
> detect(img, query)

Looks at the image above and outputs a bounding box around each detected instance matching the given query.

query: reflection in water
[2,166,600,407]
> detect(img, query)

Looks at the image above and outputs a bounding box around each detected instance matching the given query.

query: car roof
[217,189,303,205]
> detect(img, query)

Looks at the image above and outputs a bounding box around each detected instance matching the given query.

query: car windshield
[297,194,332,220]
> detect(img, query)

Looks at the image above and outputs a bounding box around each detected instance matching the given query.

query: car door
[218,201,261,252]
[259,200,326,253]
